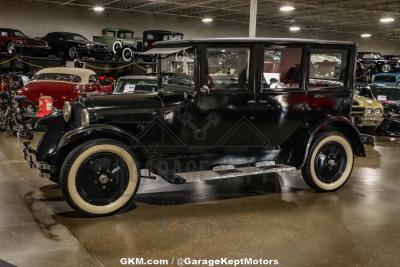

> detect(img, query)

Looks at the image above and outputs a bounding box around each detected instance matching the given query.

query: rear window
[374,75,396,83]
[31,73,81,83]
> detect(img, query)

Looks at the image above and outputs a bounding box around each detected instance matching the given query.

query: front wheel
[6,42,15,55]
[60,139,140,216]
[302,132,354,192]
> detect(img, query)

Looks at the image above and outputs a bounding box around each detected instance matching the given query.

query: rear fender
[282,117,365,168]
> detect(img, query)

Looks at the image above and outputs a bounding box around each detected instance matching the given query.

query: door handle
[246,100,256,104]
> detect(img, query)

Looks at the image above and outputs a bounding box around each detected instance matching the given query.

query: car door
[192,44,257,153]
[254,44,307,147]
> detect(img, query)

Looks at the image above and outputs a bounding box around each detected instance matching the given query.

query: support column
[249,0,258,38]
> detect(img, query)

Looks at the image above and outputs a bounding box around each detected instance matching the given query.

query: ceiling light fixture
[361,33,372,38]
[202,17,214,23]
[380,17,395,23]
[93,5,105,12]
[289,26,300,32]
[280,5,295,12]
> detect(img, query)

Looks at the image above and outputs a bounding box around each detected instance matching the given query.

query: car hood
[353,95,383,109]
[83,90,189,119]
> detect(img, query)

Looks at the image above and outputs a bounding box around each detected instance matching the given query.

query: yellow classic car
[352,95,384,134]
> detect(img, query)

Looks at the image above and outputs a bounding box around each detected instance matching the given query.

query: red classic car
[19,67,113,109]
[0,28,50,57]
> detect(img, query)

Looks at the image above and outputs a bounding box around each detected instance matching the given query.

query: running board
[175,164,296,183]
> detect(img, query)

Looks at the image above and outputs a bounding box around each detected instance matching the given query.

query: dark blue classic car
[23,38,365,216]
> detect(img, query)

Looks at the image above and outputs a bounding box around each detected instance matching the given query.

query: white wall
[2,0,400,54]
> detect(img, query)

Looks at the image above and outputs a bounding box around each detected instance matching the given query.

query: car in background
[357,52,400,73]
[113,76,157,94]
[352,87,384,134]
[372,73,400,85]
[0,28,50,57]
[43,32,111,60]
[120,30,184,62]
[93,28,142,58]
[365,84,400,137]
[19,67,113,109]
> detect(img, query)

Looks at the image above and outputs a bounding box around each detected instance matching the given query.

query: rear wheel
[60,139,140,216]
[68,46,78,59]
[380,63,392,73]
[302,132,354,192]
[121,47,134,62]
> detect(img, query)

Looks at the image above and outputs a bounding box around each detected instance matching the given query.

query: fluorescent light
[202,17,214,23]
[93,5,105,12]
[289,26,300,32]
[380,17,395,23]
[280,5,295,12]
[361,33,372,38]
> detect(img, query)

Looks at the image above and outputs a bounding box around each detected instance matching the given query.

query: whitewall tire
[121,47,134,62]
[60,139,140,216]
[302,132,354,192]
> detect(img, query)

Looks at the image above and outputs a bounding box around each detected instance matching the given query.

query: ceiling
[25,0,400,40]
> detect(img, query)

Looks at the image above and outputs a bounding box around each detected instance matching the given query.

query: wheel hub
[99,174,109,184]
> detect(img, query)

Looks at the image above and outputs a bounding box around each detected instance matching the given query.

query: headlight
[81,109,90,127]
[365,108,373,114]
[374,108,382,114]
[63,101,72,122]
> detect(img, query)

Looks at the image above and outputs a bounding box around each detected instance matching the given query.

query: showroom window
[205,47,250,91]
[263,47,302,90]
[309,48,348,88]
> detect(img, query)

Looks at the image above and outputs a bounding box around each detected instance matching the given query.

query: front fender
[57,124,149,164]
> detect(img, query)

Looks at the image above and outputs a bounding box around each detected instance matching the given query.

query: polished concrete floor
[1,132,400,267]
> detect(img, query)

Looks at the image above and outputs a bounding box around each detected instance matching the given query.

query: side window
[309,48,348,88]
[263,47,302,90]
[89,75,97,83]
[106,31,115,38]
[205,47,250,91]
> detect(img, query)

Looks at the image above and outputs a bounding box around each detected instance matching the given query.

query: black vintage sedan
[23,38,365,216]
[43,32,111,60]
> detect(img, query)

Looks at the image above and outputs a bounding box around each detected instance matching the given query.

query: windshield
[160,49,195,90]
[31,73,81,83]
[64,33,88,41]
[118,31,134,39]
[114,78,158,94]
[374,75,397,83]
[13,31,27,37]
[371,86,400,102]
[360,53,382,60]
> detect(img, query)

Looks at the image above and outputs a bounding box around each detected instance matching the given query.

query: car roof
[103,28,133,32]
[144,30,183,35]
[154,37,356,47]
[35,67,96,84]
[118,75,157,80]
[0,28,19,32]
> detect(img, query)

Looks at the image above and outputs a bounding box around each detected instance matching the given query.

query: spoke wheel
[76,153,130,206]
[122,47,133,62]
[302,132,354,192]
[7,42,15,55]
[69,47,78,59]
[60,139,140,216]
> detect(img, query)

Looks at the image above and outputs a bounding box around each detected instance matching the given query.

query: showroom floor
[1,133,400,267]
